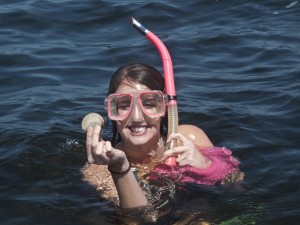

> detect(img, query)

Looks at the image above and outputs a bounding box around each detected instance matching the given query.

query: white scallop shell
[81,113,104,131]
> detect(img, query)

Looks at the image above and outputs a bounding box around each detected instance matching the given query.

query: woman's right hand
[86,125,128,172]
[86,125,147,208]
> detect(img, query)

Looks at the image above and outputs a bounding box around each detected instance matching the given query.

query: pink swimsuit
[149,147,240,185]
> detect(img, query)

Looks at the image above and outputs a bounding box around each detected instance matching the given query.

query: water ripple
[1,0,299,224]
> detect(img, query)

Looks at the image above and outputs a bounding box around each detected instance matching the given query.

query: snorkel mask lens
[105,91,166,121]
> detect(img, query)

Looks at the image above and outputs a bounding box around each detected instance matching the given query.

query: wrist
[108,160,131,175]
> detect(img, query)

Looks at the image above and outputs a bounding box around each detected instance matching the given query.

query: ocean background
[0,0,299,224]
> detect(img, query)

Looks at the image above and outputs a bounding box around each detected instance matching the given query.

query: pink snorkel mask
[132,18,178,166]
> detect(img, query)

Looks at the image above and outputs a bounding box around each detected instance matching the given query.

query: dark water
[1,0,299,224]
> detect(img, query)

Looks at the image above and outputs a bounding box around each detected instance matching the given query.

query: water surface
[0,0,299,224]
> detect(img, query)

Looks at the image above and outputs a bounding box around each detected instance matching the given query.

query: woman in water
[82,63,243,212]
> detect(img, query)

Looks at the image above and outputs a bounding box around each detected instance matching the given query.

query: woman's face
[115,79,163,148]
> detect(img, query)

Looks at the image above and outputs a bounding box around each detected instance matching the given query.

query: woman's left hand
[162,133,212,169]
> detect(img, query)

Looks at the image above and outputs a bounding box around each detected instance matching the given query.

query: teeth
[130,127,146,133]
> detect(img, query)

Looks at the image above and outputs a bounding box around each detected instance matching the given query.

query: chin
[128,134,152,145]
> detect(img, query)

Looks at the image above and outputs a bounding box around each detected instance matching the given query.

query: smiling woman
[81,63,243,222]
[1,0,299,224]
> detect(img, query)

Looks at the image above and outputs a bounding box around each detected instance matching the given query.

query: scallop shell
[81,113,104,131]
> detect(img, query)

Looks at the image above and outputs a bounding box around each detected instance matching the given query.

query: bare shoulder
[178,124,213,147]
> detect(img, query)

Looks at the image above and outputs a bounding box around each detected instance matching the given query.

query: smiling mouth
[129,126,147,135]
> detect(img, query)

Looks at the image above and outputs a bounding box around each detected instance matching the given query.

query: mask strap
[167,95,177,101]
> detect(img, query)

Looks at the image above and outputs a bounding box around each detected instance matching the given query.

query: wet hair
[108,63,167,146]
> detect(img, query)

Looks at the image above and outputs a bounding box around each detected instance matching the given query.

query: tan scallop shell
[81,113,104,131]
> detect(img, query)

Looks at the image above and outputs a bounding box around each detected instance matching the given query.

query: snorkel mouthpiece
[132,17,178,167]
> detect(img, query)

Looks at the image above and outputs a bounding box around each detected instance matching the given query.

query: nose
[130,101,144,121]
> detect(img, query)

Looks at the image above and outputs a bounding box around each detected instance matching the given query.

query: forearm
[110,161,148,208]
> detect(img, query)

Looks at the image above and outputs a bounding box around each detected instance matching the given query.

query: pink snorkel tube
[132,18,178,166]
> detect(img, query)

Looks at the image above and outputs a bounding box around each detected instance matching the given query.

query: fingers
[163,147,189,166]
[94,141,113,160]
[178,159,188,167]
[86,126,94,163]
[86,126,93,150]
[164,136,194,156]
[92,125,102,148]
[163,133,195,164]
[176,152,186,162]
[167,133,191,146]
[164,146,186,157]
[86,125,106,164]
[105,141,112,152]
[164,133,212,169]
[176,152,194,167]
[95,141,105,155]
